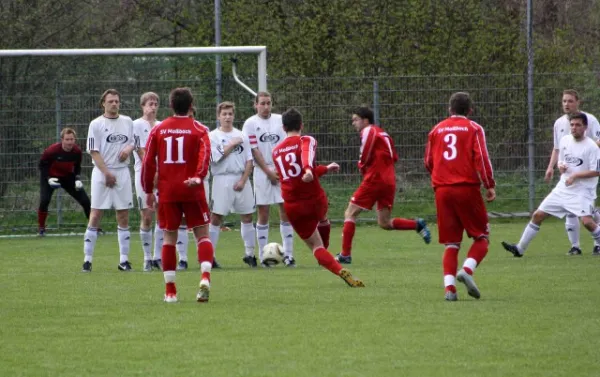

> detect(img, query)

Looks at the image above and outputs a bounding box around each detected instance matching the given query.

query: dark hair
[170,87,194,116]
[353,106,374,124]
[99,89,120,107]
[569,112,588,126]
[449,92,473,116]
[282,108,303,132]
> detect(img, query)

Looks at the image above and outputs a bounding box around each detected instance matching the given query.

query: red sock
[341,220,356,257]
[445,285,456,293]
[318,220,331,249]
[467,238,489,265]
[197,236,214,281]
[166,282,177,295]
[37,210,48,230]
[162,244,177,271]
[313,247,343,275]
[443,246,459,277]
[392,218,417,230]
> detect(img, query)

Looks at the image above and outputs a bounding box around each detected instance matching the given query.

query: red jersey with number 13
[425,115,495,189]
[142,116,210,202]
[273,135,329,202]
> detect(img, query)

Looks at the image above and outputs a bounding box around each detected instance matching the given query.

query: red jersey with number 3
[425,115,495,189]
[141,115,210,202]
[358,125,398,184]
[272,135,328,202]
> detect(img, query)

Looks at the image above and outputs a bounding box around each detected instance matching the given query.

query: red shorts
[351,180,395,211]
[284,197,328,240]
[435,185,489,244]
[158,200,210,231]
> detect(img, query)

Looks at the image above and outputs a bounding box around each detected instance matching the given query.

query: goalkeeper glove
[48,177,61,188]
[75,180,83,191]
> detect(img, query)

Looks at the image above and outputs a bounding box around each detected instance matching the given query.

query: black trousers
[39,176,91,218]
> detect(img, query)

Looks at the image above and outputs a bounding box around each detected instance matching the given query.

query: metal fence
[2,70,600,234]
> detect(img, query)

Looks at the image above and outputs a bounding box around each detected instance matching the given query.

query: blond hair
[60,127,76,139]
[217,101,235,117]
[140,92,159,106]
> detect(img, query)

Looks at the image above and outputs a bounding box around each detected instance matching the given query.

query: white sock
[565,215,580,248]
[83,227,98,262]
[241,222,256,257]
[209,224,221,252]
[590,226,600,245]
[462,257,477,274]
[153,224,164,260]
[140,228,153,261]
[280,222,294,258]
[176,226,188,262]
[118,227,131,263]
[444,274,456,288]
[164,270,175,284]
[517,221,540,253]
[256,223,269,260]
[593,210,600,246]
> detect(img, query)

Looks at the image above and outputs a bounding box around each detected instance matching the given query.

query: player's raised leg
[377,207,431,244]
[501,210,548,257]
[317,219,331,249]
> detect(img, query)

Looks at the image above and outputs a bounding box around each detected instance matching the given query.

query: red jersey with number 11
[273,135,329,202]
[142,115,210,202]
[425,115,495,189]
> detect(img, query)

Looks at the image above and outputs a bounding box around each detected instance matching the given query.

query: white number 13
[443,133,457,160]
[275,153,302,179]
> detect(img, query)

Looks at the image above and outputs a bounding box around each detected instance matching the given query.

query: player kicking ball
[272,108,364,287]
[502,112,600,257]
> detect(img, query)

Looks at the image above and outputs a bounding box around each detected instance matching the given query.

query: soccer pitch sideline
[1,220,599,377]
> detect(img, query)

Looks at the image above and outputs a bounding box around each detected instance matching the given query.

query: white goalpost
[0,46,267,93]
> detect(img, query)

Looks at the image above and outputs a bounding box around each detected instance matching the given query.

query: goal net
[0,47,266,235]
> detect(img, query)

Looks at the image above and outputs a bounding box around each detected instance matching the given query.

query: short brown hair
[140,92,159,106]
[563,89,579,101]
[99,89,121,107]
[254,91,272,104]
[217,101,235,117]
[449,92,473,116]
[60,127,76,139]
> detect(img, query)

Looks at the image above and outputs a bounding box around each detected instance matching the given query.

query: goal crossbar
[0,46,268,91]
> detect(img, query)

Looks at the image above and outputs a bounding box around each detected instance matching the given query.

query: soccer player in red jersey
[272,108,364,287]
[336,107,431,264]
[38,127,90,236]
[142,87,213,303]
[424,92,496,301]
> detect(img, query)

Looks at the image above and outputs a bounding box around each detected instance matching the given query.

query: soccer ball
[262,242,284,266]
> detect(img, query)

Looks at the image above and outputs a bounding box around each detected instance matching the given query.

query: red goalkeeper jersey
[141,115,210,202]
[424,115,495,189]
[272,135,329,202]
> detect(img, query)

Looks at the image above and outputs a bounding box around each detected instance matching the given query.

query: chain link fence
[1,62,599,234]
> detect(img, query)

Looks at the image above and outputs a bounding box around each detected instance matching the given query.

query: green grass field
[2,220,600,377]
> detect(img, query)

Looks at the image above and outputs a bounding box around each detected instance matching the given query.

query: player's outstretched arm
[473,128,495,190]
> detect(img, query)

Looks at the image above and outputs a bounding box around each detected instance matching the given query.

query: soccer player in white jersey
[544,89,600,256]
[133,92,166,272]
[209,102,257,267]
[82,89,135,272]
[503,112,600,257]
[242,91,295,267]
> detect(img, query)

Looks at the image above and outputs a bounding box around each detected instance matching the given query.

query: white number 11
[164,136,186,164]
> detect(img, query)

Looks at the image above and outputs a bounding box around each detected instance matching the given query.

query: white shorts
[211,175,255,215]
[91,167,133,210]
[253,167,283,205]
[538,189,595,219]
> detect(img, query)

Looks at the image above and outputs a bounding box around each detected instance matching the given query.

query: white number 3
[443,133,457,160]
